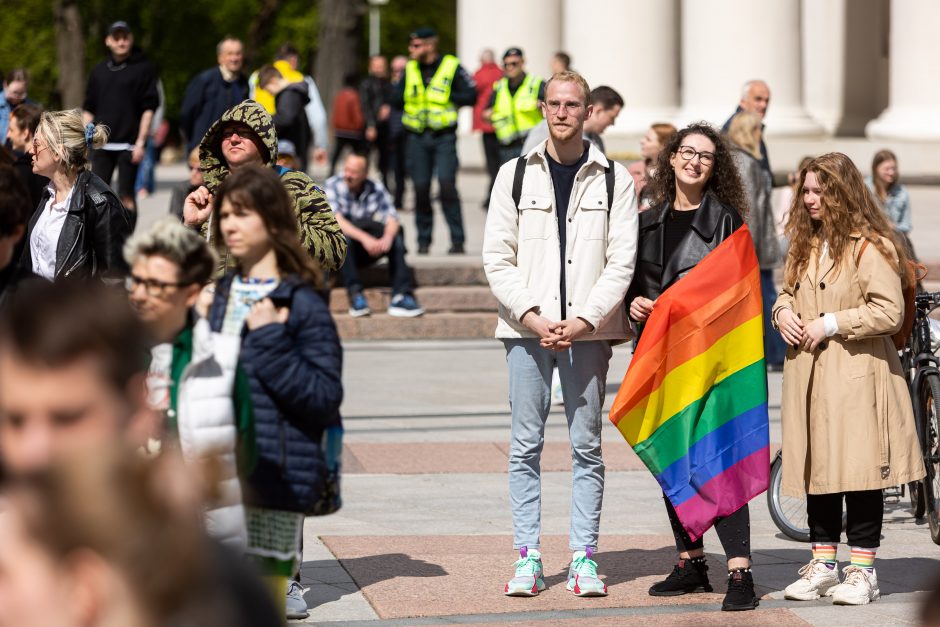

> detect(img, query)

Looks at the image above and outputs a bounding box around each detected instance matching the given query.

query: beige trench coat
[773,234,924,497]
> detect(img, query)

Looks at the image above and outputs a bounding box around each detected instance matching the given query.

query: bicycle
[904,290,940,544]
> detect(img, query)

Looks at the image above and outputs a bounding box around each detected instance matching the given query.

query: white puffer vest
[172,317,248,550]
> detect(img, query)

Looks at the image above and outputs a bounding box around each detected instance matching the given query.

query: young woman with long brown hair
[774,152,923,606]
[207,164,343,616]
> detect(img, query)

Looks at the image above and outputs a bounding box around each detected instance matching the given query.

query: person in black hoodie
[6,103,48,209]
[82,21,160,212]
[257,65,312,172]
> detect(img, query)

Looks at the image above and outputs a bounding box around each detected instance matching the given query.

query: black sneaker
[448,243,465,254]
[417,244,430,255]
[648,558,713,596]
[721,569,759,611]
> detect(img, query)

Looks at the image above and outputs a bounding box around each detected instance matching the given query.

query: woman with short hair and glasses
[19,108,134,281]
[625,122,760,611]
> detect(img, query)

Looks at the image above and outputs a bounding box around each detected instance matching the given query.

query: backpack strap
[511,156,526,208]
[854,239,870,267]
[605,162,615,212]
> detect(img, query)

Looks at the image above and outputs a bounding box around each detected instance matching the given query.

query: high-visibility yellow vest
[402,55,460,132]
[251,60,304,113]
[491,74,543,145]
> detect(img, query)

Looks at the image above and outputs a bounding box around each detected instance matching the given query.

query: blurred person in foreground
[0,279,281,626]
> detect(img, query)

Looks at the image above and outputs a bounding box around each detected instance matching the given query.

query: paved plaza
[138,161,940,625]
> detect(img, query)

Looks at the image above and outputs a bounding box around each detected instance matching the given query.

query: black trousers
[481,132,500,207]
[807,490,883,548]
[92,149,137,204]
[664,494,751,559]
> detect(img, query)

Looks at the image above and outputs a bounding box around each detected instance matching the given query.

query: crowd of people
[0,14,927,626]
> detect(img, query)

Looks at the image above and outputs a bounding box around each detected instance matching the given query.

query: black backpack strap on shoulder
[605,162,615,212]
[511,156,527,208]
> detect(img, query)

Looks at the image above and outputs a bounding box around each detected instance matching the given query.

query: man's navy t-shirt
[546,149,589,319]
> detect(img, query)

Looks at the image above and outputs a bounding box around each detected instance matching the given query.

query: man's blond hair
[544,71,592,106]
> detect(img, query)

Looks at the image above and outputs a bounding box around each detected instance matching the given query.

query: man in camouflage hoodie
[183,100,346,271]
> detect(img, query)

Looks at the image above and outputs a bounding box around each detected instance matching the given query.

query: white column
[678,0,822,136]
[866,0,940,140]
[457,0,562,82]
[456,0,562,132]
[561,0,679,134]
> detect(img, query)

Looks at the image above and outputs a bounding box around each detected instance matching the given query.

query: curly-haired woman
[626,122,759,611]
[775,153,923,606]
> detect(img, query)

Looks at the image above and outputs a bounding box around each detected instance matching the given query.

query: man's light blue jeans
[504,338,612,552]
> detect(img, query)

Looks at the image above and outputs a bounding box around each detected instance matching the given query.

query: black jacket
[272,83,312,170]
[180,67,249,152]
[20,170,135,280]
[627,193,744,305]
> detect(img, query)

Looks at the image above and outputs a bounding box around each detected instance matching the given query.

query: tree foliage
[0,0,455,129]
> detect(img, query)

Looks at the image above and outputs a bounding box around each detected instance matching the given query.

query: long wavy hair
[212,165,322,286]
[783,152,911,289]
[645,122,749,218]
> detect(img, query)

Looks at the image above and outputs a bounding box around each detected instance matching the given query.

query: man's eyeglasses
[125,274,187,297]
[503,61,521,68]
[220,126,252,141]
[676,146,716,166]
[543,101,584,115]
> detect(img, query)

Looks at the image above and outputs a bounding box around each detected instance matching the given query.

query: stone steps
[334,312,495,341]
[330,285,497,315]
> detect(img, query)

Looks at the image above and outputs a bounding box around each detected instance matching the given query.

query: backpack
[855,239,928,350]
[511,155,615,210]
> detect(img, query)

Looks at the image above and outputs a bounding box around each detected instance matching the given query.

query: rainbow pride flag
[609,225,769,541]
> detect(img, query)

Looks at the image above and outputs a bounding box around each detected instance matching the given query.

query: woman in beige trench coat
[772,152,923,607]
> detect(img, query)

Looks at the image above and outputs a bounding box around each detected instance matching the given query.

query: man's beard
[548,122,579,143]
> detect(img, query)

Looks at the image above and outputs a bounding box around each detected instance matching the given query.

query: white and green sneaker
[504,547,545,596]
[566,547,608,596]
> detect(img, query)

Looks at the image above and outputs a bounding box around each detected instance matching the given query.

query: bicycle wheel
[910,480,927,518]
[920,373,940,544]
[767,451,811,542]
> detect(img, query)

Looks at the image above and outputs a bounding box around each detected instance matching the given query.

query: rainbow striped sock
[811,543,837,566]
[850,547,876,571]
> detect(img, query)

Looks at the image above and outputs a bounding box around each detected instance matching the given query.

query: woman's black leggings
[807,490,883,548]
[663,494,751,559]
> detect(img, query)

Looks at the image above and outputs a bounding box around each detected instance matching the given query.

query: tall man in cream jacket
[483,71,637,598]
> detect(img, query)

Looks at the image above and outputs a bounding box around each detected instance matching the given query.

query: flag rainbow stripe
[610,225,769,540]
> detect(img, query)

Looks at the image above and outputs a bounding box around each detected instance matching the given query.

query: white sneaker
[504,548,545,596]
[784,559,840,600]
[831,565,880,605]
[566,549,608,597]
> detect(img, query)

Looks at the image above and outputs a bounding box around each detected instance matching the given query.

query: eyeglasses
[31,138,48,155]
[676,146,715,166]
[503,61,521,68]
[220,126,252,141]
[125,274,187,297]
[543,100,585,115]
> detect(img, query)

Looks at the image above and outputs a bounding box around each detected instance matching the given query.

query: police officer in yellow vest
[483,48,545,166]
[391,27,476,254]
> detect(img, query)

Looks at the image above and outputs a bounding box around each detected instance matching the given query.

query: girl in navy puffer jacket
[207,165,343,613]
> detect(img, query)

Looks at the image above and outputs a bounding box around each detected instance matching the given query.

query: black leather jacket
[627,192,744,307]
[20,170,134,280]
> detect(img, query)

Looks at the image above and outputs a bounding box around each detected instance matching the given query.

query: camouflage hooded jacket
[198,100,346,271]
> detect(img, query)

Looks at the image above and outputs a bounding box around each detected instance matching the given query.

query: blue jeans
[504,338,612,551]
[761,269,786,365]
[406,130,464,247]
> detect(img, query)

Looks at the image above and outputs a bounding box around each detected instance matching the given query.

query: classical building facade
[456,0,939,142]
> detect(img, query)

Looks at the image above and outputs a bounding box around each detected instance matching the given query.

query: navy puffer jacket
[209,273,343,513]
